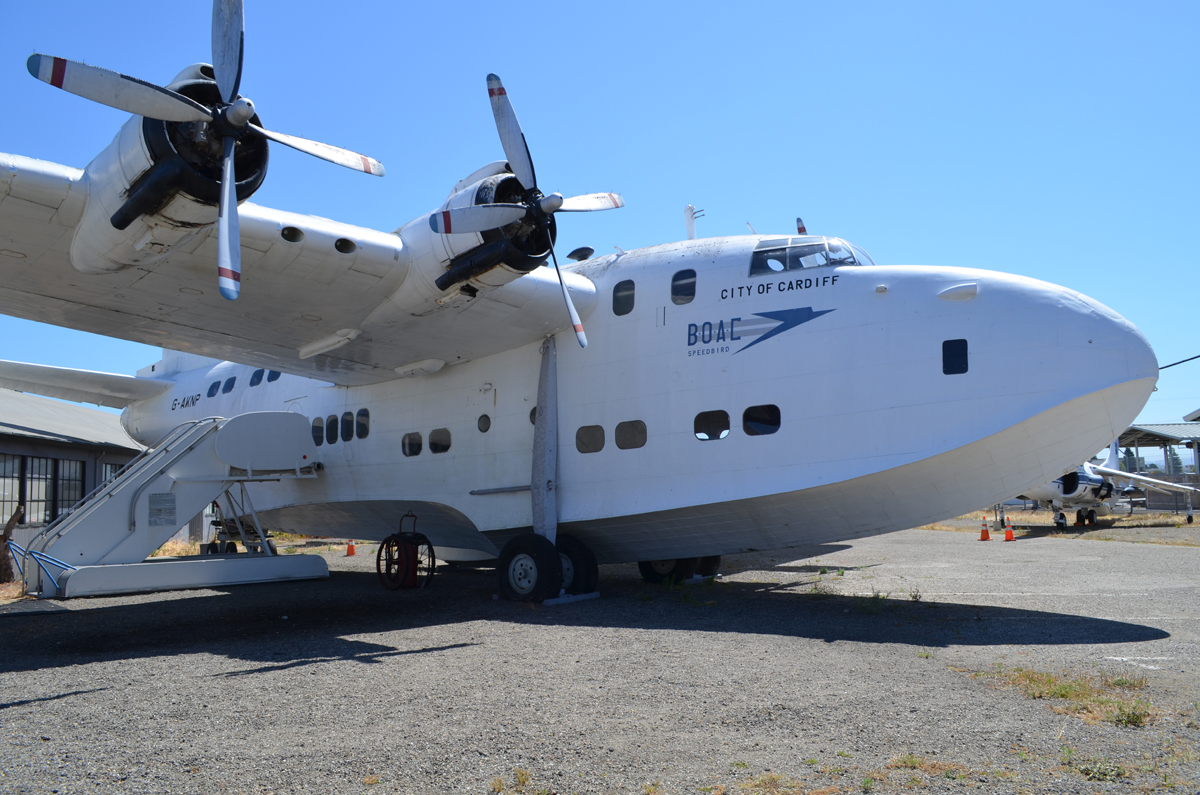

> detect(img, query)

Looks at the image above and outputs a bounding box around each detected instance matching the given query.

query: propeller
[427,74,624,348]
[26,0,384,301]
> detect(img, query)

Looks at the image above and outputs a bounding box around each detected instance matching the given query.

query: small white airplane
[0,1,1160,601]
[1019,442,1198,528]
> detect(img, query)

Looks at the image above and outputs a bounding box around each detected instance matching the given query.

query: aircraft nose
[1056,287,1158,384]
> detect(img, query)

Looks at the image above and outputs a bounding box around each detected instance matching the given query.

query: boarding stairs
[15,412,327,598]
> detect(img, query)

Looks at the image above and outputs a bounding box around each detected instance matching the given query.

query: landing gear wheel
[556,534,598,595]
[696,555,722,577]
[1188,514,1194,525]
[497,533,562,602]
[1086,509,1097,526]
[638,557,699,584]
[224,541,237,553]
[376,535,413,591]
[1055,513,1067,530]
[206,541,220,555]
[1074,509,1085,526]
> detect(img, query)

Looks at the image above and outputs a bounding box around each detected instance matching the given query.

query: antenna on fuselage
[685,205,705,240]
[746,222,758,234]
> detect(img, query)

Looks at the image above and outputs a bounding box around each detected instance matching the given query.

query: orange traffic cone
[1004,518,1015,542]
[979,515,990,541]
[346,539,356,556]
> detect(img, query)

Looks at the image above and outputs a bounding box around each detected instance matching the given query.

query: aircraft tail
[0,359,173,409]
[1102,440,1120,470]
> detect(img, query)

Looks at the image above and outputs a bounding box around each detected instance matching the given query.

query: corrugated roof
[1119,423,1200,446]
[0,388,142,450]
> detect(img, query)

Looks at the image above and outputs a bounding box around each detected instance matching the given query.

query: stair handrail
[22,417,225,587]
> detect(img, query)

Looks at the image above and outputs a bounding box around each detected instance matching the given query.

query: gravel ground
[1,528,1198,795]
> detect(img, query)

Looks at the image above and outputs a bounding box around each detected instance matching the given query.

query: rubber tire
[206,541,220,555]
[1188,515,1194,525]
[1055,513,1066,530]
[638,557,699,584]
[556,534,598,595]
[1086,509,1097,526]
[224,541,237,553]
[376,535,413,591]
[497,533,563,602]
[696,555,722,577]
[401,533,436,589]
[1074,509,1085,526]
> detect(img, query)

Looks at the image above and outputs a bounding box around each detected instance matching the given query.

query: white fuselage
[122,236,1157,562]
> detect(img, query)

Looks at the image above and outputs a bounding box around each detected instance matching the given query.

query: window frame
[612,279,636,316]
[402,432,423,457]
[742,404,782,436]
[694,410,731,441]
[429,428,452,454]
[575,425,605,453]
[615,420,648,450]
[671,269,696,305]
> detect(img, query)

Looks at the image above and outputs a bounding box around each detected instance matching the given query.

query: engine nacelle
[398,167,554,298]
[69,64,268,275]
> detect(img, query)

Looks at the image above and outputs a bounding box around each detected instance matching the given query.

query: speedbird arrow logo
[735,307,835,354]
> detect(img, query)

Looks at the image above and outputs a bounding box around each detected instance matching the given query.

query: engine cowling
[69,64,268,275]
[398,168,554,297]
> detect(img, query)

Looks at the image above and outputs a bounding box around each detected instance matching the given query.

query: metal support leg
[237,482,273,555]
[531,337,558,545]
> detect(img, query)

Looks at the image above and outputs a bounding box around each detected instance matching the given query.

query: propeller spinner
[428,74,625,349]
[26,0,384,300]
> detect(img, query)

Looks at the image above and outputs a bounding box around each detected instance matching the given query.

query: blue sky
[1,1,1196,434]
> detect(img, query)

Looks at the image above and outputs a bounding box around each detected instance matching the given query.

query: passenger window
[325,415,338,445]
[207,381,220,398]
[743,404,781,436]
[341,412,354,442]
[311,417,324,447]
[478,414,491,433]
[249,369,264,387]
[576,425,605,453]
[429,428,451,454]
[402,432,422,457]
[356,409,370,439]
[267,370,282,382]
[529,407,537,425]
[222,377,236,394]
[613,279,635,316]
[671,270,696,305]
[943,339,969,375]
[694,410,730,441]
[615,420,647,450]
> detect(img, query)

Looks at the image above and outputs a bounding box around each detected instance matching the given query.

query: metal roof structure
[1119,423,1200,448]
[0,388,141,451]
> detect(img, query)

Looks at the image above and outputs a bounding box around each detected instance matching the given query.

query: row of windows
[312,409,370,446]
[612,269,697,316]
[0,454,85,525]
[573,405,781,453]
[206,369,282,398]
[403,429,451,456]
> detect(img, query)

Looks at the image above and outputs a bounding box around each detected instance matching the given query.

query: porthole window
[249,369,264,387]
[613,279,635,316]
[341,412,354,442]
[326,415,338,445]
[429,428,452,454]
[222,377,236,394]
[529,407,537,425]
[311,417,324,447]
[267,370,282,382]
[943,339,968,375]
[207,381,220,398]
[356,409,370,439]
[576,425,605,453]
[671,269,696,305]
[694,410,730,441]
[615,420,647,450]
[402,432,422,457]
[743,404,781,436]
[478,414,491,433]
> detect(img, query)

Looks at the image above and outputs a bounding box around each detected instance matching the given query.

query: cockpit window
[749,236,870,276]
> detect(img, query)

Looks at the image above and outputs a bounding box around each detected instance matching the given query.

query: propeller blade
[248,124,384,176]
[548,243,587,349]
[26,54,213,123]
[211,0,245,104]
[216,136,242,301]
[429,204,527,235]
[558,192,626,212]
[486,74,537,192]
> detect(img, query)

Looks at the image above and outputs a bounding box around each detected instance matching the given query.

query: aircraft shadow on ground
[0,560,1171,676]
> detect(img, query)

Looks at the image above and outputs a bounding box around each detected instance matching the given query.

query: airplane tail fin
[1102,440,1120,470]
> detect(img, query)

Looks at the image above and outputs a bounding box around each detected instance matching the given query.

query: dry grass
[886,753,968,777]
[970,666,1155,726]
[149,539,201,558]
[0,580,25,604]
[736,772,804,793]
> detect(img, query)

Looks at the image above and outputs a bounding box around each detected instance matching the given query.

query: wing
[0,153,593,386]
[1093,465,1200,496]
[0,359,171,408]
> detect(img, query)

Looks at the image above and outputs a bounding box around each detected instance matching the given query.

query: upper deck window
[613,279,635,316]
[749,236,874,277]
[249,369,264,387]
[671,270,696,305]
